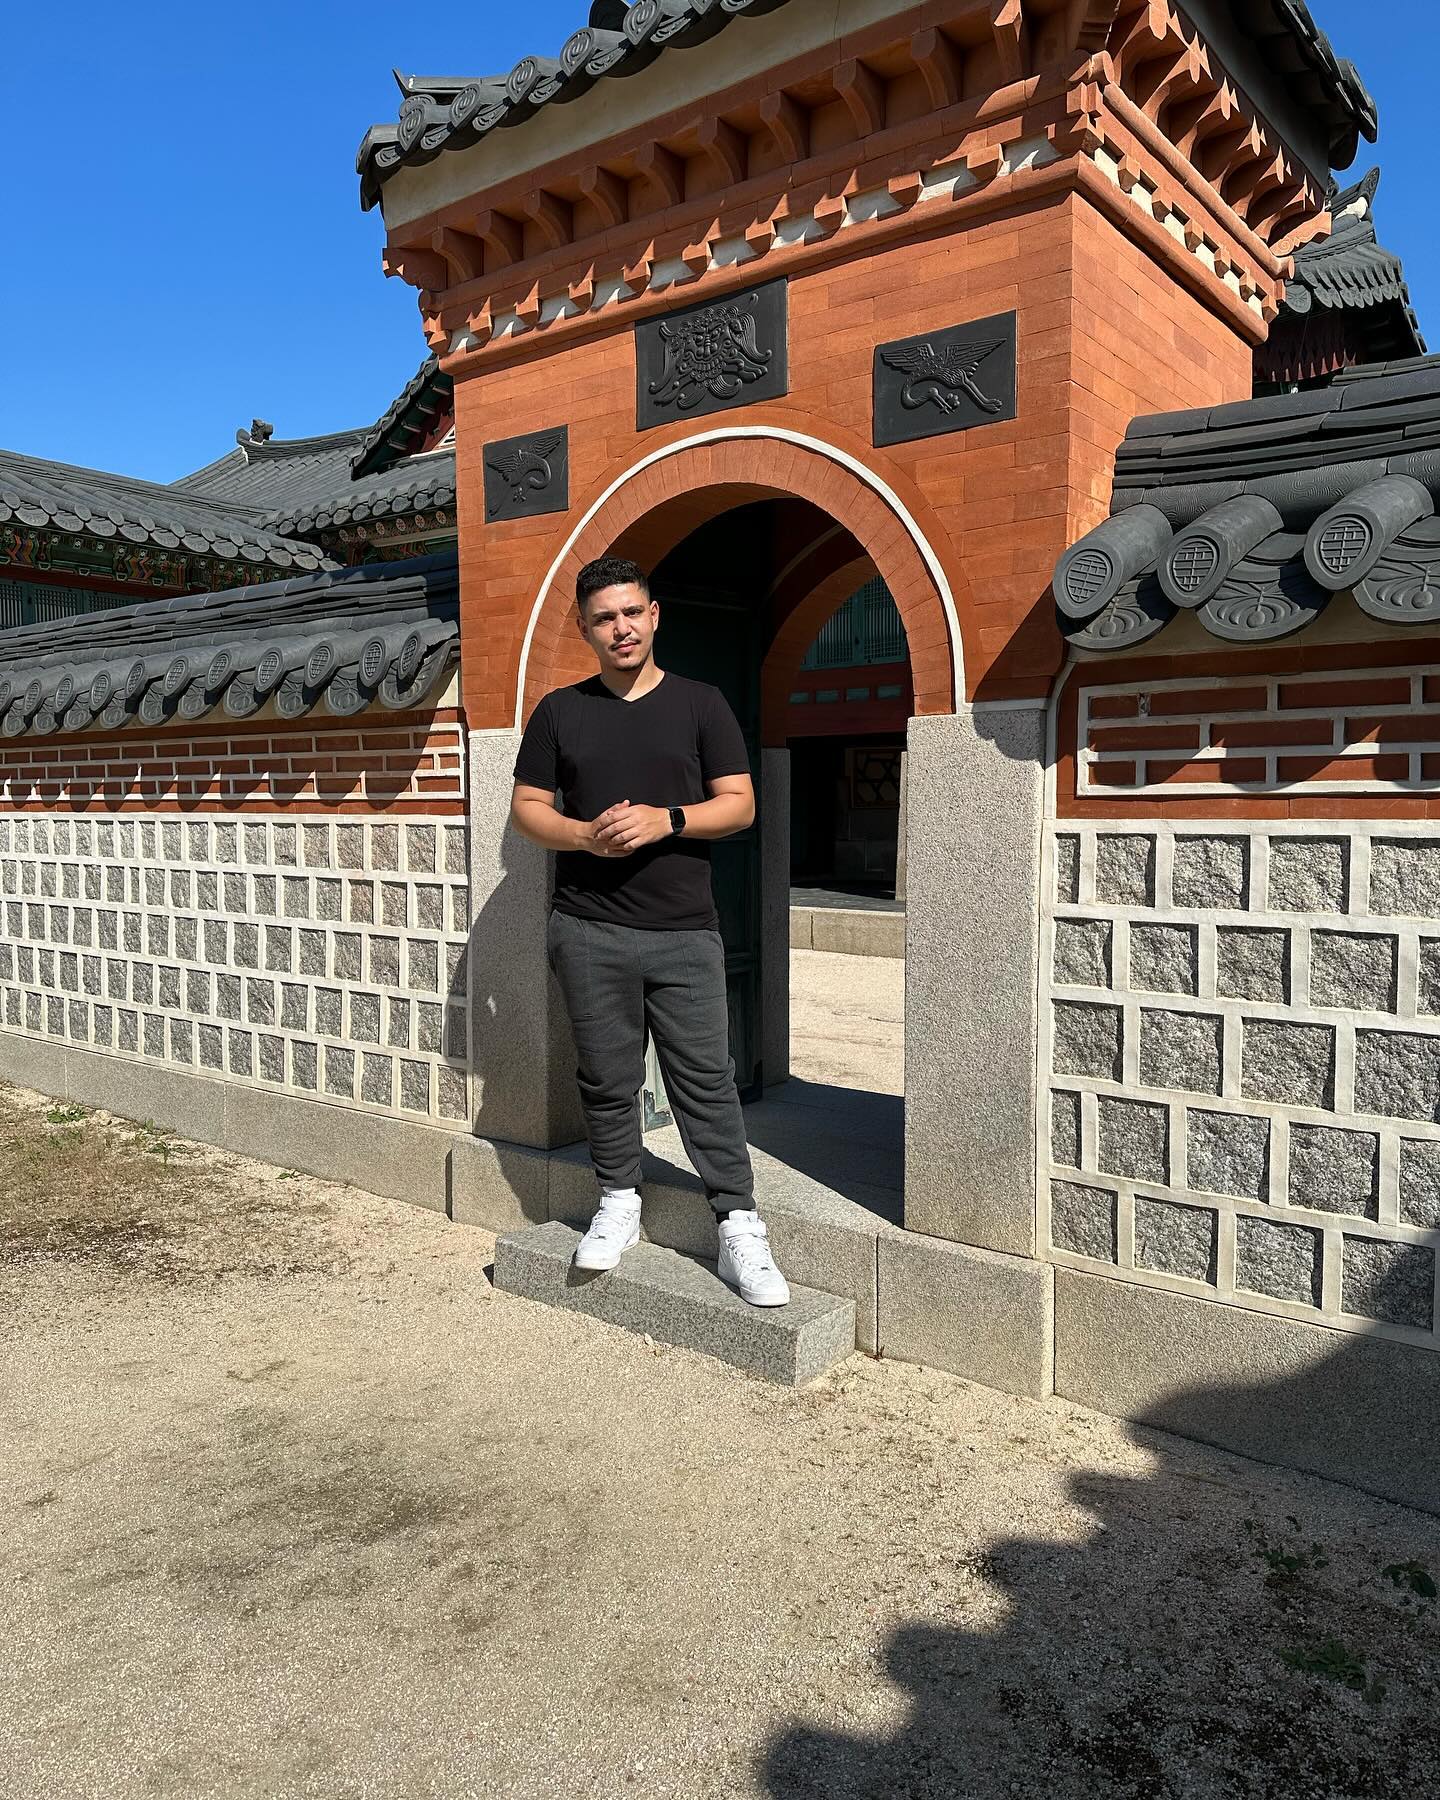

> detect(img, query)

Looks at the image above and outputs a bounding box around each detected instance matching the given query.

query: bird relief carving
[880,336,1007,417]
[485,432,565,508]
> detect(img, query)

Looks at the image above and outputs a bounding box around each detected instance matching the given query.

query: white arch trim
[512,424,965,726]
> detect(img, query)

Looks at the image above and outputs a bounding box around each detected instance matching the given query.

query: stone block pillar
[896,750,909,905]
[467,732,584,1150]
[903,704,1047,1254]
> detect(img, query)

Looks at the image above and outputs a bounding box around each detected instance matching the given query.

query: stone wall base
[0,1029,462,1214]
[879,1230,1054,1398]
[1055,1269,1440,1515]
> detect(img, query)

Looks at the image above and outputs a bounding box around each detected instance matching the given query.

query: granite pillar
[467,731,584,1151]
[904,704,1046,1254]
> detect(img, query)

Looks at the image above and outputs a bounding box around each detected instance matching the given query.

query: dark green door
[645,579,764,1121]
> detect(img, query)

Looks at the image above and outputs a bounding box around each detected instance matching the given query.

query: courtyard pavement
[3,951,1439,1798]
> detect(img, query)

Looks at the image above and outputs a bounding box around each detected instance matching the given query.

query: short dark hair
[577,555,650,610]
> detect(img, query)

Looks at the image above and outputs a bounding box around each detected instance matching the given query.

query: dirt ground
[789,947,904,1094]
[4,949,1440,1798]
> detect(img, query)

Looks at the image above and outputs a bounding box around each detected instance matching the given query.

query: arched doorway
[640,495,880,1108]
[508,426,969,1240]
[514,422,966,728]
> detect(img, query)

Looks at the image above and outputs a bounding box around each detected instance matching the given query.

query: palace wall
[1027,627,1440,1503]
[0,700,475,1209]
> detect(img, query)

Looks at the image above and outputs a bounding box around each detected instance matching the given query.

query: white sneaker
[717,1211,790,1307]
[573,1190,641,1271]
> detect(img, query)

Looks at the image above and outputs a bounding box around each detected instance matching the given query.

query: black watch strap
[668,806,686,836]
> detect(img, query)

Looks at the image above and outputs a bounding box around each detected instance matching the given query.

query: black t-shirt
[513,672,751,930]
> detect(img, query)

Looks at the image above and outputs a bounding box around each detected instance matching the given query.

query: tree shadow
[764,1332,1440,1799]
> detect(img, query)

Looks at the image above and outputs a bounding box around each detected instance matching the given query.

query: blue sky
[3,0,1433,484]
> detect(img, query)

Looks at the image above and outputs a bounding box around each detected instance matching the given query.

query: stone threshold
[494,1221,857,1386]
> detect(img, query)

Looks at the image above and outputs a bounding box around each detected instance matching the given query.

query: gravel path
[3,951,1439,1798]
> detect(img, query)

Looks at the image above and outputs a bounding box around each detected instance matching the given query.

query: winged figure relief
[881,337,1006,416]
[648,294,773,412]
[487,432,565,507]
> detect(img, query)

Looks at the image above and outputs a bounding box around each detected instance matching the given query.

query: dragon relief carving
[880,335,1008,417]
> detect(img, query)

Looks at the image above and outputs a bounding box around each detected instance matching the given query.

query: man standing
[510,555,790,1307]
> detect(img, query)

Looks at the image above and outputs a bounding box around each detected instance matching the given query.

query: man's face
[579,582,659,675]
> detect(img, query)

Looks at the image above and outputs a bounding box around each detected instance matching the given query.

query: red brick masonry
[0,711,465,817]
[1059,642,1440,820]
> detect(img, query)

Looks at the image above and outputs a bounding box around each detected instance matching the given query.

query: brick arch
[516,420,966,725]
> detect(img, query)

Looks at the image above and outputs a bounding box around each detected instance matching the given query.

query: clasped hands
[584,800,673,858]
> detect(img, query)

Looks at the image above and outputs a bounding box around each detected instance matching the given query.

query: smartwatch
[668,807,687,837]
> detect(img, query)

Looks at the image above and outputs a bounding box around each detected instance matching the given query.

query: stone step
[492,1220,857,1385]
[546,1124,903,1355]
[789,904,905,959]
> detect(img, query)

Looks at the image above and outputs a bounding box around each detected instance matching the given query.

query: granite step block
[493,1220,857,1386]
[547,1132,901,1354]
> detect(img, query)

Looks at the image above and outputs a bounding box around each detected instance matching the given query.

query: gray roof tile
[268,450,456,536]
[1281,168,1425,356]
[174,429,368,511]
[350,356,454,479]
[0,553,459,737]
[1055,356,1440,652]
[357,0,1377,211]
[171,358,456,543]
[0,448,333,573]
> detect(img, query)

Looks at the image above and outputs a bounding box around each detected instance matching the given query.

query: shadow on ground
[742,1078,903,1216]
[764,1336,1440,1799]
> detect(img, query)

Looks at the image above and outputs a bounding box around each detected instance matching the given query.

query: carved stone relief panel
[873,310,1018,447]
[483,427,570,523]
[635,280,789,430]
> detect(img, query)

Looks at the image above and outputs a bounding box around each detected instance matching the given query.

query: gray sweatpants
[546,910,755,1217]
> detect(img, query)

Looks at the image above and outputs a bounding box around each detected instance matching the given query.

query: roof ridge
[241,427,371,460]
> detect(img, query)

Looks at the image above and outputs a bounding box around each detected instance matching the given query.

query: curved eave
[1056,359,1440,652]
[357,0,1377,209]
[0,454,333,573]
[266,464,458,538]
[350,357,455,480]
[0,633,460,741]
[356,0,794,211]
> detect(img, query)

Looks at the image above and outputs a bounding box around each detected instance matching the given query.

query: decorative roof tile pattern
[0,553,459,739]
[1054,357,1440,653]
[0,450,332,574]
[356,0,1376,212]
[267,451,456,538]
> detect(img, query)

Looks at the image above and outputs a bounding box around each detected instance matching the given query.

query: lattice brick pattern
[0,813,471,1123]
[1079,668,1440,797]
[0,713,465,813]
[1043,822,1440,1352]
